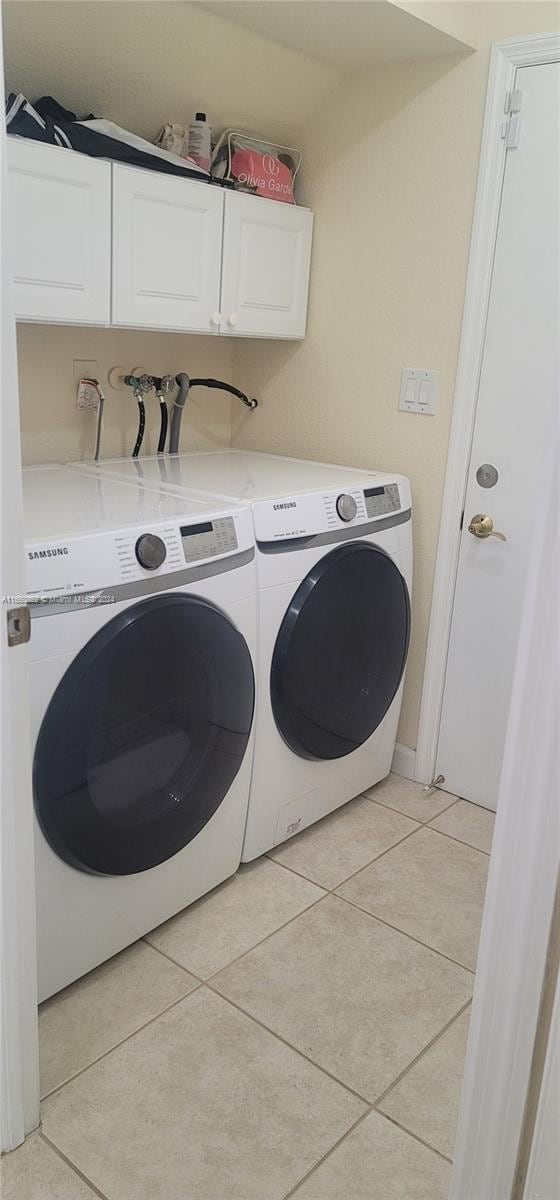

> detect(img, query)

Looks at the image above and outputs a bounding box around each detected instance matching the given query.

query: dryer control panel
[364,483,401,518]
[252,475,410,544]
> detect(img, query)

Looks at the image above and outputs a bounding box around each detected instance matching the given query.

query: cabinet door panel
[8,140,111,325]
[220,192,313,339]
[112,166,223,332]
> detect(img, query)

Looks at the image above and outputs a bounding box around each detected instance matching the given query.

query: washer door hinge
[501,89,522,149]
[6,605,31,647]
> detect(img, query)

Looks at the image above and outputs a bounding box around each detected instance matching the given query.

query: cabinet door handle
[211,311,222,326]
[228,313,239,327]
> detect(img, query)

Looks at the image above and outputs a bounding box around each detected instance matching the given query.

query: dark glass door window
[34,593,254,875]
[271,542,410,760]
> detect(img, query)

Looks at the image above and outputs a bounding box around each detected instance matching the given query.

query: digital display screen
[180,522,213,537]
[364,486,385,498]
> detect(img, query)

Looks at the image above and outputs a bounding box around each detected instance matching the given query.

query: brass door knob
[468,514,507,541]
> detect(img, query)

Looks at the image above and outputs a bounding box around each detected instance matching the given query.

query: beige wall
[2,1,336,144]
[17,325,233,465]
[232,0,559,750]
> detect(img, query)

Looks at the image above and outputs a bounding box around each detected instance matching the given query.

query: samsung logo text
[28,546,70,560]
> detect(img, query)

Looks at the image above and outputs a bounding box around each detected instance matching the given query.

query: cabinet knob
[228,313,239,327]
[211,311,222,326]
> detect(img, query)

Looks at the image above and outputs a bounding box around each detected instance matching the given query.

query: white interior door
[436,61,559,811]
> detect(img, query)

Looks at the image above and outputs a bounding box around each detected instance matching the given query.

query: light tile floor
[1,775,495,1200]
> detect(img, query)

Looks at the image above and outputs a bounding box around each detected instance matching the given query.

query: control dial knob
[336,493,358,523]
[135,533,167,571]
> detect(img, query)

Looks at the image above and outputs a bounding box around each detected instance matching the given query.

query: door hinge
[501,89,522,149]
[6,605,31,647]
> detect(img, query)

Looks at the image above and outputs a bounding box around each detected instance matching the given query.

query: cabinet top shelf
[7,137,312,214]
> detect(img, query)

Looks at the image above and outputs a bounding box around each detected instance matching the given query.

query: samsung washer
[25,466,256,999]
[70,451,412,861]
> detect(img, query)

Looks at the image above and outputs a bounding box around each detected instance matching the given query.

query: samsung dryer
[24,466,256,999]
[71,451,412,862]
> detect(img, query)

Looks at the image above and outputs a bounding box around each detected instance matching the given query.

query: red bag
[212,131,302,205]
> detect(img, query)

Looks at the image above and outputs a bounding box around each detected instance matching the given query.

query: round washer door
[271,542,410,761]
[34,593,254,875]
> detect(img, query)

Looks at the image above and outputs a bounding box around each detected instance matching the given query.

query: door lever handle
[468,514,507,541]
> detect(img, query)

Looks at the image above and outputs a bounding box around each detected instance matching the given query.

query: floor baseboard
[391,742,417,781]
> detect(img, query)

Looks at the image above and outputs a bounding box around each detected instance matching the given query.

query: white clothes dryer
[24,466,256,999]
[71,452,412,862]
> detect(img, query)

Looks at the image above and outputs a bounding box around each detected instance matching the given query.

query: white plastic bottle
[188,112,211,172]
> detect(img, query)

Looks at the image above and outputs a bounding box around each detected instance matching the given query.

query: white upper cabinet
[220,191,313,339]
[112,165,224,332]
[8,139,111,325]
[7,143,314,339]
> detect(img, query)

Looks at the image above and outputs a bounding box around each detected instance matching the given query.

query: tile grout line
[371,1110,454,1165]
[363,792,460,824]
[426,826,492,857]
[267,820,422,892]
[204,980,372,1106]
[282,1065,457,1200]
[334,890,476,975]
[141,935,209,975]
[206,979,475,1160]
[146,890,328,984]
[372,997,473,1108]
[39,1131,110,1199]
[40,982,205,1102]
[281,1106,374,1200]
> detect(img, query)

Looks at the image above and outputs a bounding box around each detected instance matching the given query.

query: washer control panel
[25,507,253,600]
[364,483,401,518]
[180,516,238,564]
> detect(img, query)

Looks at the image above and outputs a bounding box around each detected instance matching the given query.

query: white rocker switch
[399,368,438,414]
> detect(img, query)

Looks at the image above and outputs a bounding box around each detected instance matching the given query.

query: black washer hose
[157,400,169,454]
[190,379,258,411]
[132,399,146,458]
[168,374,257,454]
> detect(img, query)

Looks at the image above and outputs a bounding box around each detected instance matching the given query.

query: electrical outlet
[73,360,98,409]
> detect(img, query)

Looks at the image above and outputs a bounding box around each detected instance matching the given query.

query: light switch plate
[399,368,439,415]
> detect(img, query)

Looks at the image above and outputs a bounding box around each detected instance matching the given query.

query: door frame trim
[415,32,560,787]
[0,7,41,1152]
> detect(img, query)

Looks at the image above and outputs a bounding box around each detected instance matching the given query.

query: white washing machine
[24,466,256,999]
[72,451,412,862]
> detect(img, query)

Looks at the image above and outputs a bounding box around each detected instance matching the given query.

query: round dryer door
[34,594,254,875]
[271,542,410,760]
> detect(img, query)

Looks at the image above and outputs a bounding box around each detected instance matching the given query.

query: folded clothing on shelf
[5,94,210,181]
